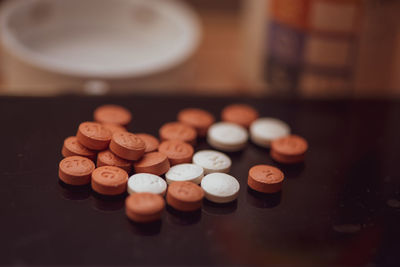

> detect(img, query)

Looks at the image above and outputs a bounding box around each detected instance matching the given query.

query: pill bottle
[241,0,400,97]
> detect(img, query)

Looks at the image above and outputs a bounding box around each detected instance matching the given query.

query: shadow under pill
[166,205,201,226]
[202,199,237,215]
[58,179,91,201]
[91,191,126,212]
[128,219,162,236]
[246,187,282,209]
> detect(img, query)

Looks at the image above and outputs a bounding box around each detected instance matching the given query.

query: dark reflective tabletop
[1,95,399,266]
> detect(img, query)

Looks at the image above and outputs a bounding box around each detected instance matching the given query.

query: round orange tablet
[61,136,96,160]
[125,193,165,223]
[91,166,128,195]
[59,156,95,185]
[135,133,159,153]
[109,132,145,161]
[94,104,132,126]
[158,140,194,166]
[97,150,132,173]
[102,123,127,135]
[166,181,204,211]
[248,165,284,193]
[177,108,215,137]
[133,152,170,176]
[76,121,112,150]
[270,135,308,164]
[221,104,259,128]
[159,122,197,145]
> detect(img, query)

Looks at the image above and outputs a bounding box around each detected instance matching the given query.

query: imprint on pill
[128,173,167,195]
[248,165,284,193]
[62,158,91,173]
[91,166,128,195]
[114,132,143,148]
[81,122,110,139]
[58,156,95,185]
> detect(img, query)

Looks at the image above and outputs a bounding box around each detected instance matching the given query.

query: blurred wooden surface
[0,1,247,95]
[1,0,399,97]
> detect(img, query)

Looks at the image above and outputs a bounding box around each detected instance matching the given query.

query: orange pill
[109,132,145,161]
[221,104,259,128]
[59,156,95,185]
[135,133,159,153]
[76,122,112,150]
[133,152,170,176]
[94,104,132,126]
[166,181,204,211]
[97,150,132,173]
[159,122,197,145]
[177,108,215,137]
[270,135,308,164]
[91,166,128,196]
[102,123,127,135]
[125,193,165,223]
[61,136,96,160]
[158,140,194,166]
[248,165,284,193]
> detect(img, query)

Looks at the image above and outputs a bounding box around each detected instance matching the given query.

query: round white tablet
[192,150,231,175]
[127,173,167,196]
[250,118,290,148]
[201,173,240,203]
[207,122,248,151]
[165,163,204,184]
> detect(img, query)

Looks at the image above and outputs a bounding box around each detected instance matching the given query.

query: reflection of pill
[159,122,197,145]
[201,173,240,203]
[59,156,95,185]
[135,133,159,153]
[125,193,165,223]
[94,104,132,126]
[76,121,112,150]
[165,163,204,184]
[109,132,145,161]
[207,122,248,152]
[221,104,259,128]
[62,136,96,160]
[270,135,308,164]
[133,152,170,176]
[97,150,132,173]
[158,140,194,166]
[91,166,128,195]
[128,173,167,195]
[166,181,204,211]
[192,150,231,174]
[250,118,290,148]
[102,123,127,135]
[248,165,284,193]
[177,108,215,137]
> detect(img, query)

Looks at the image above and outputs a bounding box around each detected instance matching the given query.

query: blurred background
[0,0,399,97]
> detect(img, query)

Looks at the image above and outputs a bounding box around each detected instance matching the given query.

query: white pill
[250,118,290,148]
[165,163,204,185]
[127,173,167,196]
[192,150,231,175]
[207,122,248,151]
[201,173,240,203]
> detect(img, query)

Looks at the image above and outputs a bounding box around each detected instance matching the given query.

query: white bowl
[0,0,201,79]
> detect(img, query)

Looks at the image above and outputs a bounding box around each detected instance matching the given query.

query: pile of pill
[58,104,308,223]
